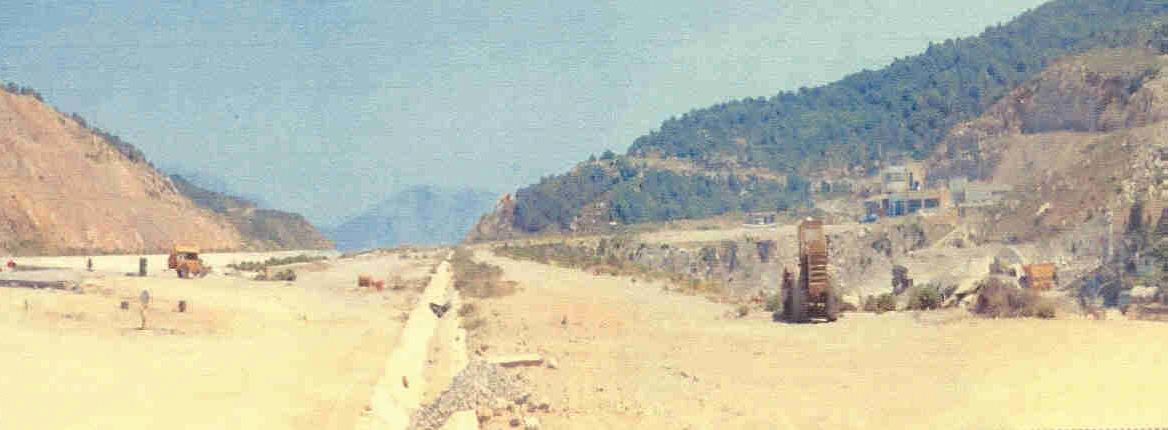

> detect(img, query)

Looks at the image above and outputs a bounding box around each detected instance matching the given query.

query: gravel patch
[410,361,525,430]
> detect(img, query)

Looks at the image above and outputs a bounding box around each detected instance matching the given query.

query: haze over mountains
[326,186,498,251]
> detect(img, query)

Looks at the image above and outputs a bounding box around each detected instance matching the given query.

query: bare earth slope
[0,88,332,254]
[0,89,247,254]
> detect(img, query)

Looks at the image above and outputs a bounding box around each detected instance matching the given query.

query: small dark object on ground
[430,301,452,318]
[120,300,130,310]
[177,300,188,313]
[735,304,750,318]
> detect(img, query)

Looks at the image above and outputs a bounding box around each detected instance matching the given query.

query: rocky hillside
[929,47,1168,243]
[931,48,1168,179]
[327,186,497,251]
[0,87,329,255]
[170,175,333,251]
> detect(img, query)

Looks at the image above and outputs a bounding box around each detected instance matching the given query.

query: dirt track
[0,251,434,429]
[467,250,1168,430]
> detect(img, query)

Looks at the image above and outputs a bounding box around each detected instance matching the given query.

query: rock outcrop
[929,48,1168,243]
[931,48,1168,180]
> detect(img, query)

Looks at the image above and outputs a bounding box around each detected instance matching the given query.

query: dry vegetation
[226,254,328,272]
[450,247,515,298]
[973,277,1058,319]
[491,239,724,296]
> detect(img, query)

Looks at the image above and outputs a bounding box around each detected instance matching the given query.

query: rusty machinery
[781,218,841,322]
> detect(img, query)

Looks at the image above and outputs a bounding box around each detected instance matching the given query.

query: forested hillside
[628,0,1168,173]
[473,0,1168,239]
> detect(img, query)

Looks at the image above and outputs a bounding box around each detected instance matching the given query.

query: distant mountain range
[326,186,498,251]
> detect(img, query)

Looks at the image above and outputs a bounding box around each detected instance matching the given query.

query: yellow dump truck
[168,245,207,279]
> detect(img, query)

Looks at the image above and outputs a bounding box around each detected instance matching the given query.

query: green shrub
[864,293,897,313]
[272,269,297,281]
[228,254,326,272]
[735,305,751,318]
[906,283,944,310]
[764,293,782,313]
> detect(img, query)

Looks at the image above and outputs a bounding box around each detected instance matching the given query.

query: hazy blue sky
[0,0,1048,226]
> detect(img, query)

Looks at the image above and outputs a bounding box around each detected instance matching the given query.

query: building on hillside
[957,182,1012,206]
[745,212,777,225]
[880,162,926,193]
[947,177,969,202]
[864,162,948,218]
[864,189,949,218]
[946,177,1013,206]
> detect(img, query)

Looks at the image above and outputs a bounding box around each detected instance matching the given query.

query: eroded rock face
[515,225,916,299]
[466,193,520,242]
[0,89,246,254]
[932,48,1168,180]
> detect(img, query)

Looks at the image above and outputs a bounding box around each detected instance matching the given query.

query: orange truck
[168,245,207,278]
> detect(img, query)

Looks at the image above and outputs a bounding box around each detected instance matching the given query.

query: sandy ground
[0,251,435,430]
[466,250,1168,430]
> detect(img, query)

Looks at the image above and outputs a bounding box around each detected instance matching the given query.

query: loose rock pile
[410,362,527,430]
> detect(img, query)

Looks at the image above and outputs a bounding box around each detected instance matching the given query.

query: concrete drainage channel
[357,255,476,430]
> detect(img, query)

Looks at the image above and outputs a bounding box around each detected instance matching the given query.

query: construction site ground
[465,249,1168,430]
[0,250,438,429]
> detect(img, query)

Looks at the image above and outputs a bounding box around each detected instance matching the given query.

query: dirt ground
[467,250,1168,430]
[4,250,339,277]
[0,250,435,429]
